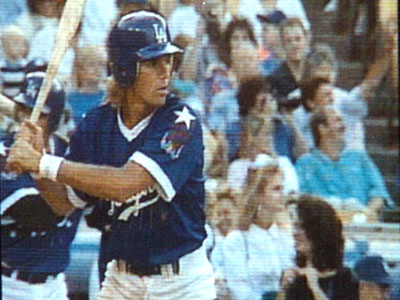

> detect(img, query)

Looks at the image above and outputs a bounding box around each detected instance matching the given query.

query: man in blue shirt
[1,72,82,300]
[8,11,216,300]
[295,106,393,219]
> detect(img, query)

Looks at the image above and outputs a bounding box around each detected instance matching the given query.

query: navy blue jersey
[67,94,206,266]
[1,134,82,273]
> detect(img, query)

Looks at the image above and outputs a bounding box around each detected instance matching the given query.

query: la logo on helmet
[153,24,167,43]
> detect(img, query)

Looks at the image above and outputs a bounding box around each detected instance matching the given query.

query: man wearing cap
[257,10,287,76]
[1,72,82,300]
[354,256,393,300]
[8,11,216,300]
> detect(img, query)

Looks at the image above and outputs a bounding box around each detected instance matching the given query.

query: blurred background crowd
[0,0,399,299]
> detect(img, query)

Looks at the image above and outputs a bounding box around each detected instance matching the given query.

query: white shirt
[223,224,295,300]
[28,22,75,80]
[168,5,200,40]
[78,0,117,46]
[227,156,299,195]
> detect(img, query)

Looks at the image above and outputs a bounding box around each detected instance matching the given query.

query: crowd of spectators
[0,0,398,299]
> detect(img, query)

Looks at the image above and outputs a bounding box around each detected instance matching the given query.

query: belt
[116,259,180,277]
[2,266,59,284]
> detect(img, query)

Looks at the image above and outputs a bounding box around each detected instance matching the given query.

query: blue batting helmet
[12,72,65,133]
[107,10,183,88]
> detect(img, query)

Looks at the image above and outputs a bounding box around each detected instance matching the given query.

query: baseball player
[8,11,217,300]
[1,72,82,300]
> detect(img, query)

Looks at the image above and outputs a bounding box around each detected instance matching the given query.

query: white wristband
[39,154,64,181]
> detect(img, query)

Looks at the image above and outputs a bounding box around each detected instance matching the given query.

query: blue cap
[117,0,148,7]
[257,10,287,25]
[354,256,393,286]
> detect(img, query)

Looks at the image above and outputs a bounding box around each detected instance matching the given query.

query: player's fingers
[15,123,33,143]
[6,161,24,174]
[23,120,41,134]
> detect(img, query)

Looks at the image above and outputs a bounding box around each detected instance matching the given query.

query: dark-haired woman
[281,196,359,300]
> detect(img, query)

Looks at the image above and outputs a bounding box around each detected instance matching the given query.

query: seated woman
[223,162,296,300]
[280,195,359,300]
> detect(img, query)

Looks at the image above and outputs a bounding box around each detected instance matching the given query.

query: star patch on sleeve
[173,106,196,129]
[161,106,196,159]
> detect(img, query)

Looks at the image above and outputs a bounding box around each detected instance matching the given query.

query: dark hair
[237,76,273,116]
[27,0,36,13]
[295,195,344,271]
[28,0,65,15]
[220,17,257,68]
[299,77,330,112]
[310,108,328,148]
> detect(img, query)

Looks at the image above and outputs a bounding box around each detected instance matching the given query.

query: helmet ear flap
[108,52,140,88]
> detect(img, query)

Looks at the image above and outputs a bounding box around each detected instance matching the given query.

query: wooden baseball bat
[29,0,87,123]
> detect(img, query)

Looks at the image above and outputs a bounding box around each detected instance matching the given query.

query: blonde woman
[223,163,296,300]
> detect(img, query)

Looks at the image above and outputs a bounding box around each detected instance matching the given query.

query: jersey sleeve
[130,105,204,202]
[1,174,39,215]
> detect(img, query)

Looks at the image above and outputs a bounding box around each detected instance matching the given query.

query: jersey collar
[117,109,155,142]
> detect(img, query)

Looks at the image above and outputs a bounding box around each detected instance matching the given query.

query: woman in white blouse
[222,162,296,300]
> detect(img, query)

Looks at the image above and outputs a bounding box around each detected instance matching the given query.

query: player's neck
[120,100,153,129]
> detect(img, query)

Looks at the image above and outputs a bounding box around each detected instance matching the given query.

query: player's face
[131,55,174,108]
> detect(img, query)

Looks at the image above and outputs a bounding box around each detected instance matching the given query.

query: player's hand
[16,121,45,153]
[7,139,42,174]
